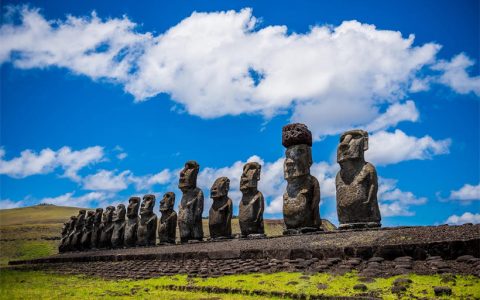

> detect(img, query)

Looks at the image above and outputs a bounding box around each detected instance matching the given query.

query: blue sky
[0,0,479,227]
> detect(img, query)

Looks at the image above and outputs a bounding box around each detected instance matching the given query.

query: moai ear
[363,131,369,151]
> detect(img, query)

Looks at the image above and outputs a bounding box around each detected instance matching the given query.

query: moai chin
[282,123,321,234]
[59,216,76,253]
[90,208,103,249]
[124,197,140,247]
[178,161,204,243]
[158,192,177,244]
[80,211,95,250]
[99,206,115,249]
[336,129,381,229]
[239,162,265,238]
[71,210,86,250]
[111,204,126,248]
[209,177,233,239]
[136,194,158,246]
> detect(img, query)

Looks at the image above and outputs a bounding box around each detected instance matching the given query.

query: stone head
[240,162,261,192]
[127,197,140,218]
[284,144,312,180]
[78,209,86,217]
[102,206,115,223]
[160,192,175,212]
[179,160,199,191]
[140,194,155,215]
[210,177,230,200]
[337,130,368,163]
[85,211,95,227]
[86,210,95,219]
[94,208,103,224]
[69,216,77,230]
[113,204,126,222]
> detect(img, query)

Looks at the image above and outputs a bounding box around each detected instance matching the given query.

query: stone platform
[8,224,480,279]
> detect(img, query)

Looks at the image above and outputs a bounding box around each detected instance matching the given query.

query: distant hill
[0,205,86,226]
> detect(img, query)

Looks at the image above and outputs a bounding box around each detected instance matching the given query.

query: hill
[0,205,85,226]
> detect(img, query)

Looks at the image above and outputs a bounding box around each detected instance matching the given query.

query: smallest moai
[124,197,140,247]
[136,194,158,246]
[111,204,126,248]
[71,210,86,251]
[209,177,233,239]
[158,192,177,244]
[99,206,115,249]
[90,208,103,249]
[239,162,265,238]
[80,211,95,250]
[59,216,76,253]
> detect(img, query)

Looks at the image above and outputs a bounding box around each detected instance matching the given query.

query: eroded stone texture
[80,211,95,250]
[99,206,115,249]
[178,161,204,243]
[282,123,321,233]
[71,210,86,250]
[158,192,177,244]
[90,208,103,249]
[336,130,381,229]
[137,194,158,246]
[209,177,233,239]
[124,197,140,247]
[111,204,126,248]
[59,216,76,253]
[239,162,265,237]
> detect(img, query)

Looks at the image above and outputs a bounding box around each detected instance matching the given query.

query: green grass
[1,270,479,299]
[0,240,58,266]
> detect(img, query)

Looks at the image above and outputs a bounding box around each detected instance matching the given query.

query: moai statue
[209,177,233,239]
[90,208,103,249]
[64,216,77,252]
[136,194,158,246]
[124,197,140,247]
[59,216,76,253]
[158,192,177,244]
[178,161,204,243]
[99,206,115,249]
[71,210,86,250]
[336,130,381,229]
[282,123,321,234]
[80,211,95,250]
[239,162,265,238]
[111,204,126,248]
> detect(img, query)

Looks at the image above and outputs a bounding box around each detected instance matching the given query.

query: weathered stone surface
[99,206,115,249]
[111,204,126,248]
[137,194,157,246]
[124,197,140,247]
[71,210,86,250]
[239,162,265,237]
[336,129,381,229]
[90,208,103,249]
[158,192,177,244]
[80,211,95,250]
[282,123,321,232]
[59,216,76,253]
[209,177,233,239]
[178,161,204,243]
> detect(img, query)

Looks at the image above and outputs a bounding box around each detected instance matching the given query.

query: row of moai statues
[59,123,381,252]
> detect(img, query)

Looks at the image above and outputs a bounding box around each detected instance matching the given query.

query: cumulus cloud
[449,183,480,201]
[0,199,25,209]
[1,7,478,137]
[378,178,427,217]
[0,146,104,180]
[366,129,451,165]
[40,191,112,207]
[445,212,480,225]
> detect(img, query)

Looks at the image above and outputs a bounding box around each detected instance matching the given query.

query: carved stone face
[179,161,199,190]
[85,211,95,228]
[127,197,140,218]
[94,208,103,224]
[160,192,175,212]
[240,162,261,192]
[102,206,115,223]
[337,130,368,163]
[140,194,155,215]
[284,144,312,180]
[69,216,77,230]
[113,204,126,222]
[211,177,230,199]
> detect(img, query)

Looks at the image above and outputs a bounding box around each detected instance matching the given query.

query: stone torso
[178,188,204,241]
[99,222,114,248]
[208,198,232,238]
[137,214,157,246]
[111,221,125,248]
[158,210,177,244]
[124,217,138,247]
[283,175,320,229]
[239,192,264,236]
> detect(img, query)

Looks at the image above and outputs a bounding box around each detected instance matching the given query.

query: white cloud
[449,183,480,201]
[1,7,478,137]
[0,199,25,209]
[366,129,451,166]
[0,146,104,180]
[130,169,172,191]
[378,178,427,217]
[116,152,128,160]
[432,53,480,96]
[82,169,131,192]
[445,212,480,225]
[40,191,112,207]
